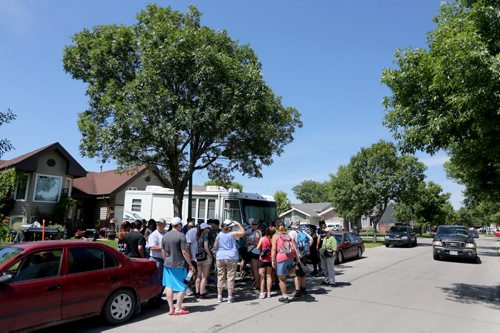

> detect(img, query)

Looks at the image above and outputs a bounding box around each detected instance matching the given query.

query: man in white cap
[161,217,195,315]
[148,218,168,304]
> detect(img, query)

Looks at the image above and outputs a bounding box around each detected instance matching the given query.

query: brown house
[72,165,167,230]
[0,142,86,227]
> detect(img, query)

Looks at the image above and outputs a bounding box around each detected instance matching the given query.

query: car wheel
[407,240,412,248]
[433,252,440,261]
[385,243,389,248]
[357,247,362,259]
[414,238,417,247]
[336,251,344,264]
[103,289,136,325]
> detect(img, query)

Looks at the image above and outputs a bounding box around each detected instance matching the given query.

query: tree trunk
[172,188,185,219]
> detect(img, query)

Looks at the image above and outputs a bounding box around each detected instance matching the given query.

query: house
[0,142,86,227]
[72,165,167,229]
[279,203,345,228]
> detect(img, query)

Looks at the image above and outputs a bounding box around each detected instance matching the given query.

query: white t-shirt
[149,229,167,259]
[185,227,198,262]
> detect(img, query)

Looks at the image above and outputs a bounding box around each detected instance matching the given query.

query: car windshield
[437,227,469,237]
[0,246,24,265]
[389,226,409,232]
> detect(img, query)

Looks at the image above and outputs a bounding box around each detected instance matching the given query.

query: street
[53,237,499,333]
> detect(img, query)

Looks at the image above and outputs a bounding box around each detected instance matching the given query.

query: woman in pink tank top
[271,226,298,303]
[256,226,276,299]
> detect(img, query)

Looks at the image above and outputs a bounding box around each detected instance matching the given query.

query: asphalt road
[53,237,500,333]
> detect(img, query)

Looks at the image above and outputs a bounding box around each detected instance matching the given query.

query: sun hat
[223,219,234,227]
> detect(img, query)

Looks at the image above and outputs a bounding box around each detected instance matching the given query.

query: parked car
[432,225,478,262]
[332,232,365,264]
[0,240,161,332]
[468,228,479,238]
[326,222,344,231]
[384,225,417,247]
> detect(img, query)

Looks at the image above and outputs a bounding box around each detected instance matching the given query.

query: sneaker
[321,281,329,286]
[259,293,266,299]
[227,296,234,304]
[186,289,194,296]
[291,290,303,299]
[217,295,223,303]
[266,292,272,299]
[278,297,290,303]
[329,283,336,287]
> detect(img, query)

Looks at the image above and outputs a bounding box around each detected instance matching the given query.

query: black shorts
[238,247,250,261]
[249,252,260,260]
[191,260,198,269]
[259,260,272,268]
[295,257,307,277]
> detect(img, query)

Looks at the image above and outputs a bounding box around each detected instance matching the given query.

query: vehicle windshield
[389,226,409,232]
[0,246,23,265]
[241,199,277,227]
[437,227,469,237]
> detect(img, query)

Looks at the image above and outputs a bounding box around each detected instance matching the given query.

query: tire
[413,238,417,247]
[385,243,389,248]
[433,252,440,261]
[357,247,362,259]
[103,289,136,325]
[407,240,412,248]
[336,251,344,265]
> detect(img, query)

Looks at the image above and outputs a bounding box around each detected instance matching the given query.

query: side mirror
[0,274,13,284]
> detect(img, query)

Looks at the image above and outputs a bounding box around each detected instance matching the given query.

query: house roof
[73,166,151,196]
[279,202,333,218]
[0,142,86,177]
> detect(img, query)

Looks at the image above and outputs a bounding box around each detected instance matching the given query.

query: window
[224,199,241,223]
[12,249,62,282]
[68,247,116,274]
[131,199,142,212]
[198,200,206,223]
[191,199,197,217]
[208,199,216,219]
[14,173,30,201]
[63,178,72,197]
[33,174,62,202]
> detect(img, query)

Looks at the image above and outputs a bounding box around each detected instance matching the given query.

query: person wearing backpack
[256,225,275,299]
[271,225,299,303]
[194,223,212,299]
[288,221,313,298]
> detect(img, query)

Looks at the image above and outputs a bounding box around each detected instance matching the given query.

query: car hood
[435,235,473,242]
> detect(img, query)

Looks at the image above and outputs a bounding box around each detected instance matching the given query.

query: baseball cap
[200,222,211,230]
[157,218,166,224]
[223,219,234,226]
[171,217,183,226]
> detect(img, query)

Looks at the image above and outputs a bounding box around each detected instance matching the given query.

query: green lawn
[363,240,385,249]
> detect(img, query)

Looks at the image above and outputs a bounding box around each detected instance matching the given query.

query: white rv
[123,185,277,226]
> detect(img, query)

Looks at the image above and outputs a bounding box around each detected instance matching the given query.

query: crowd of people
[116,217,339,315]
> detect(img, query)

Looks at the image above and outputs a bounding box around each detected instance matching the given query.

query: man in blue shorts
[162,217,195,315]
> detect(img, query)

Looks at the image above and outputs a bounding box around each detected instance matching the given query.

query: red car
[332,232,365,264]
[0,240,161,332]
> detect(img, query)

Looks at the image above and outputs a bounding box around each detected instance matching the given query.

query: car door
[61,246,121,320]
[345,233,359,258]
[0,249,63,332]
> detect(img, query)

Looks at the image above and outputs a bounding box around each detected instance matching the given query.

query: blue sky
[0,0,465,208]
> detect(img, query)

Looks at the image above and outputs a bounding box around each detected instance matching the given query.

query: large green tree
[394,181,456,228]
[382,0,499,203]
[0,109,16,158]
[274,190,292,215]
[63,5,301,217]
[330,141,426,241]
[292,180,330,203]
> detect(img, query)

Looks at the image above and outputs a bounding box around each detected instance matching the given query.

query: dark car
[432,225,478,262]
[332,232,365,264]
[0,240,161,332]
[384,225,417,247]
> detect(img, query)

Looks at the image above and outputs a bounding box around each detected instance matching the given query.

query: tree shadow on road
[439,283,500,310]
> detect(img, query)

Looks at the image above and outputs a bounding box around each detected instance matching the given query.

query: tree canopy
[394,181,456,227]
[382,0,500,203]
[274,190,292,215]
[63,5,301,216]
[0,109,16,158]
[330,141,426,240]
[292,180,330,204]
[204,180,243,192]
